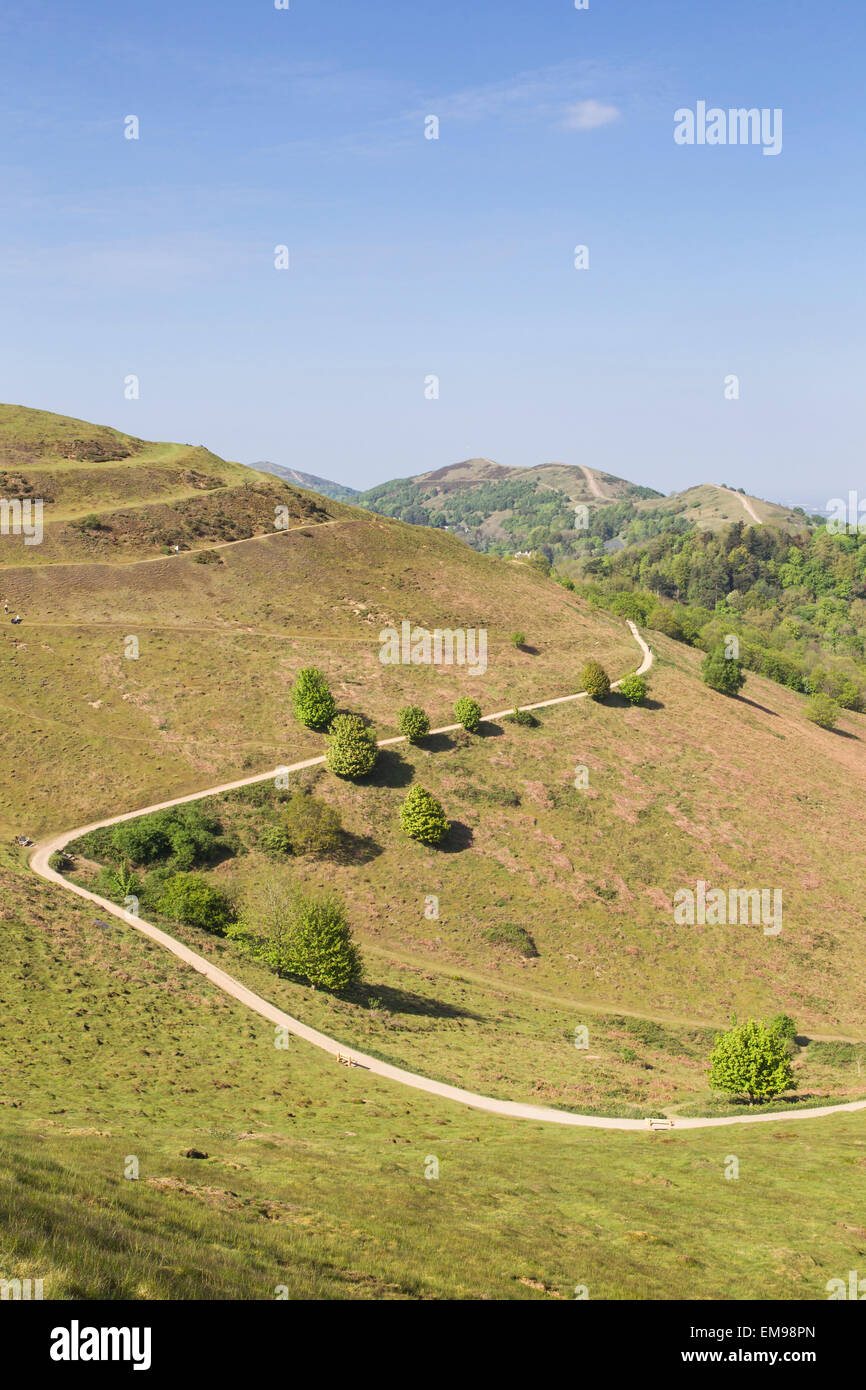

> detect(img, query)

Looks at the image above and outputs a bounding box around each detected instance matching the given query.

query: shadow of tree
[439,820,474,853]
[346,981,484,1021]
[365,748,413,787]
[478,722,504,738]
[331,831,384,865]
[422,732,457,753]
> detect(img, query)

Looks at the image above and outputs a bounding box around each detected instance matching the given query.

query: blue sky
[0,0,863,502]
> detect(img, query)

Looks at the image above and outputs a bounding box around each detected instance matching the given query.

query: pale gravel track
[29,622,866,1131]
[717,485,763,525]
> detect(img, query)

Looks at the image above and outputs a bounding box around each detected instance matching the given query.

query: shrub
[109,806,223,869]
[647,606,685,640]
[48,850,72,872]
[508,706,537,727]
[483,922,538,957]
[259,824,291,857]
[767,1012,798,1042]
[285,891,362,991]
[454,696,482,732]
[510,631,527,648]
[581,660,610,700]
[156,873,235,934]
[283,791,342,854]
[618,673,647,705]
[193,549,222,565]
[400,786,450,844]
[397,705,430,744]
[95,861,142,903]
[325,714,378,778]
[805,693,839,730]
[701,647,746,696]
[708,1018,794,1103]
[291,667,336,730]
[110,817,172,865]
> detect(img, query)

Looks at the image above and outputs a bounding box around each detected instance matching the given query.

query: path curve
[29,622,866,1131]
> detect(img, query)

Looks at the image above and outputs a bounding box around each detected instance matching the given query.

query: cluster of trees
[360,475,664,561]
[579,519,866,710]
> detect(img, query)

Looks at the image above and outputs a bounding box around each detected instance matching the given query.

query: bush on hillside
[581,660,610,700]
[400,786,450,845]
[708,1018,794,1104]
[397,705,430,744]
[156,873,235,934]
[483,922,538,957]
[453,696,482,732]
[284,892,362,991]
[510,631,527,648]
[283,790,342,854]
[48,850,72,872]
[291,667,336,730]
[701,648,746,696]
[325,714,378,778]
[508,706,537,726]
[618,673,647,705]
[259,824,291,857]
[647,606,685,640]
[805,693,839,730]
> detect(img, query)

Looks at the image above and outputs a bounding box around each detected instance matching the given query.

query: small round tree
[325,714,378,778]
[397,705,430,744]
[285,891,362,991]
[156,873,235,934]
[708,1018,794,1104]
[283,791,342,855]
[805,693,839,730]
[701,647,746,696]
[618,673,647,705]
[454,696,482,732]
[581,660,610,701]
[510,631,526,648]
[400,786,450,844]
[291,667,336,730]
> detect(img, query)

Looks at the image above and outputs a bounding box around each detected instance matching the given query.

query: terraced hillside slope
[0,407,634,835]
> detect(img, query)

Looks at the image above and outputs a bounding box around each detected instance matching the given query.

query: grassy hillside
[2,853,865,1301]
[0,407,635,836]
[3,404,864,1303]
[61,634,866,1114]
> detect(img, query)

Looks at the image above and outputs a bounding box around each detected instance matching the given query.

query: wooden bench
[647,1117,674,1131]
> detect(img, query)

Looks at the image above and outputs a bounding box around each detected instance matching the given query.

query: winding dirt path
[717,485,762,525]
[28,622,866,1131]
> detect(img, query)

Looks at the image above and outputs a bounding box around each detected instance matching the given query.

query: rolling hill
[2,403,865,1303]
[354,456,808,559]
[249,460,359,503]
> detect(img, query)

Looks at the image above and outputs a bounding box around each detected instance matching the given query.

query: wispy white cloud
[561,99,621,131]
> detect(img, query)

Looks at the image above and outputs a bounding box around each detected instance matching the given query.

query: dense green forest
[358,476,664,557]
[568,520,866,710]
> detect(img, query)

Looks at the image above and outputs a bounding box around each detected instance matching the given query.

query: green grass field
[2,406,863,1302]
